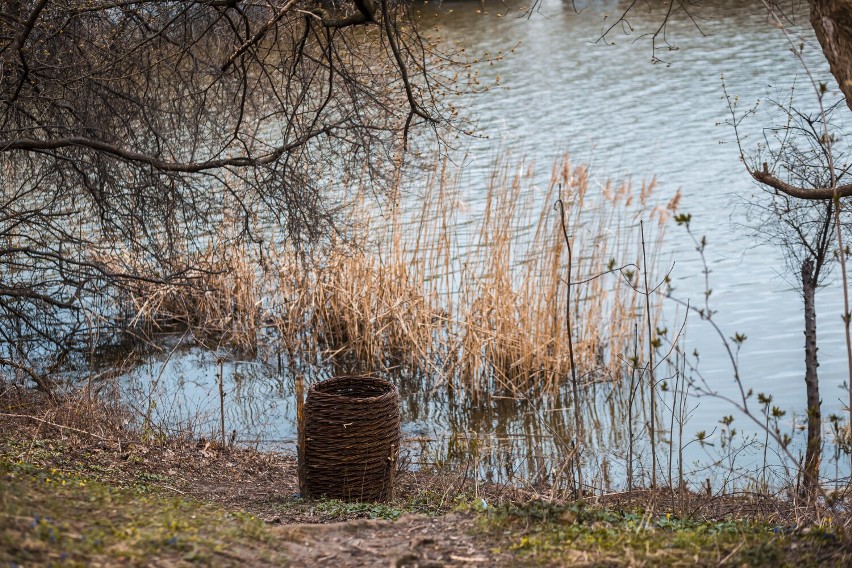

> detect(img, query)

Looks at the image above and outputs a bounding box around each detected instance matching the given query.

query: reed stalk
[118,155,677,403]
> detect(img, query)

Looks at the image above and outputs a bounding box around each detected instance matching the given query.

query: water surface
[124,0,852,491]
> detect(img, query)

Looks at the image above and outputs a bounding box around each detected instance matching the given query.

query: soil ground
[2,389,852,566]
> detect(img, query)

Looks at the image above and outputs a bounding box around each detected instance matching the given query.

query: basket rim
[307,375,397,402]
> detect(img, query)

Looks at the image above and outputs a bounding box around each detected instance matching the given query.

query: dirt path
[276,514,507,567]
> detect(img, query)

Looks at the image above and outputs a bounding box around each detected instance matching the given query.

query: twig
[0,412,109,441]
[641,220,658,488]
[556,196,584,496]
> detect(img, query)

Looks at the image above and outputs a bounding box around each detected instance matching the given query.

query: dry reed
[117,154,679,399]
[271,155,680,397]
[121,246,260,356]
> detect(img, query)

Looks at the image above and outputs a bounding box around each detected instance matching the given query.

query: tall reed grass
[121,245,260,356]
[120,154,680,398]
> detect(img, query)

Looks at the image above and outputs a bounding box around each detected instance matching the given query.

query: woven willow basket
[299,375,401,502]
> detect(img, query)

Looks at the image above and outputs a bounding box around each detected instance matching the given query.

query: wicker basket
[298,375,400,502]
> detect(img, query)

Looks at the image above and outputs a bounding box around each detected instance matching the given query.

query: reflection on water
[121,340,838,493]
[122,346,291,444]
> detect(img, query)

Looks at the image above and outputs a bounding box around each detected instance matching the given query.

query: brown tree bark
[810,0,852,112]
[801,258,822,496]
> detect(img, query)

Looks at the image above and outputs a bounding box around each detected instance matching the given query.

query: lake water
[123,0,852,491]
[427,0,851,436]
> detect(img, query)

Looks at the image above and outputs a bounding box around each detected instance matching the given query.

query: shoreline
[2,389,850,566]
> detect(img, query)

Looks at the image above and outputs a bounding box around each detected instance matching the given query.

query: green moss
[310,499,406,520]
[271,489,454,522]
[0,458,289,566]
[476,501,848,567]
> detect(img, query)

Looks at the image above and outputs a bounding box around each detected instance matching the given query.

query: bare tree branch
[752,166,852,199]
[1,127,333,173]
[0,0,462,387]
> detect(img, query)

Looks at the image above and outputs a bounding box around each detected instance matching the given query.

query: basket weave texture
[300,376,400,502]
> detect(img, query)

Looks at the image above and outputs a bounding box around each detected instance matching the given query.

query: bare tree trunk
[810,0,852,112]
[806,0,852,486]
[802,258,822,496]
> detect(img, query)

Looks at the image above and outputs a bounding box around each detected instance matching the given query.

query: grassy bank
[0,459,287,566]
[475,502,845,566]
[3,456,850,567]
[2,392,851,567]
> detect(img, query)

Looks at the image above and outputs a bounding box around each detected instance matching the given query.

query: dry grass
[269,155,680,397]
[115,155,680,398]
[2,386,848,528]
[123,249,260,355]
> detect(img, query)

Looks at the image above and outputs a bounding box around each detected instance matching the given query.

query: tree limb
[752,167,852,199]
[809,0,852,113]
[0,127,332,173]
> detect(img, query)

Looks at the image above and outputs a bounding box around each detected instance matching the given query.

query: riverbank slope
[1,391,849,566]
